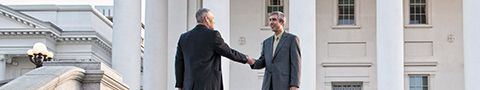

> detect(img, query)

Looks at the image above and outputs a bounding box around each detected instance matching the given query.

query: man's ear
[280,21,285,26]
[204,17,210,23]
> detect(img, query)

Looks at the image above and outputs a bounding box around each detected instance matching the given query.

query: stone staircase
[0,61,128,90]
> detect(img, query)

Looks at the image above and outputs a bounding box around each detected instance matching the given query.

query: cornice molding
[0,4,59,29]
[6,5,113,27]
[0,30,112,53]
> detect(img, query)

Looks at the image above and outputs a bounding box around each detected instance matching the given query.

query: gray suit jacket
[251,32,301,90]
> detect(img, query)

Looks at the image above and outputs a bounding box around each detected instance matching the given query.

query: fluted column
[111,0,142,89]
[142,0,168,89]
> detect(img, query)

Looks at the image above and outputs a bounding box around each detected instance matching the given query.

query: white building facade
[140,0,479,90]
[0,4,113,84]
[1,0,479,90]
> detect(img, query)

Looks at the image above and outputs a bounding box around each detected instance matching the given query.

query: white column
[202,0,231,89]
[188,0,201,29]
[143,0,168,89]
[376,0,404,90]
[289,0,316,89]
[463,0,480,89]
[0,55,6,80]
[112,0,142,89]
[168,0,188,90]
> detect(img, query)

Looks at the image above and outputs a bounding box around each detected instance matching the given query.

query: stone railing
[0,61,128,90]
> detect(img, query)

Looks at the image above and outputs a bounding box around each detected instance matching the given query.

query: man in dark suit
[175,8,255,90]
[250,11,301,90]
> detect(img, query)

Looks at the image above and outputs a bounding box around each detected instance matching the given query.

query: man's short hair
[269,11,286,24]
[196,8,211,23]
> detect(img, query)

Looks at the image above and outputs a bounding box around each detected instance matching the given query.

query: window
[337,0,355,25]
[267,0,284,13]
[409,75,429,90]
[332,82,362,90]
[409,0,427,24]
[265,0,285,26]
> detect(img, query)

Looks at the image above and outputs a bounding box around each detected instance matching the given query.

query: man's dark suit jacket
[175,24,248,90]
[251,32,301,90]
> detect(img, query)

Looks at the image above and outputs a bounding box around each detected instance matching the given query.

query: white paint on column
[376,0,404,90]
[463,0,480,89]
[112,0,142,89]
[289,0,316,89]
[143,0,168,89]
[168,0,188,90]
[203,0,231,89]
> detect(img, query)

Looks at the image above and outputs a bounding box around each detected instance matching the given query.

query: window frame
[262,0,289,28]
[408,74,430,90]
[331,81,363,90]
[337,0,356,25]
[332,0,361,29]
[404,0,433,28]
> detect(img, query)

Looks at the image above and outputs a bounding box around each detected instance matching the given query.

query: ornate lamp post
[26,42,54,68]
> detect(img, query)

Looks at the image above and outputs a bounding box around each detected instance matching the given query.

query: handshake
[246,56,256,65]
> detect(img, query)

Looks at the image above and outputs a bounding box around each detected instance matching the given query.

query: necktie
[273,37,280,56]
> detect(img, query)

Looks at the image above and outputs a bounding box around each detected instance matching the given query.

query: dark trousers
[269,82,273,90]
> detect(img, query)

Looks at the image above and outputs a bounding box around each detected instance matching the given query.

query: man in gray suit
[250,11,301,90]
